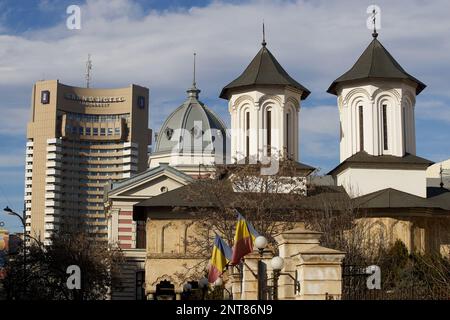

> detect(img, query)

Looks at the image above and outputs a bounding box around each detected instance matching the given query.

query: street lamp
[214,277,233,299]
[198,276,209,300]
[271,256,284,300]
[183,283,192,292]
[254,235,268,300]
[3,205,27,297]
[254,236,268,257]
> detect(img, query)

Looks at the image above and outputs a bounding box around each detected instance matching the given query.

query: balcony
[123,149,138,156]
[45,184,61,192]
[45,200,61,207]
[47,145,62,153]
[123,142,137,148]
[123,165,138,172]
[46,169,61,176]
[44,208,60,215]
[45,192,60,199]
[46,153,61,160]
[44,231,55,239]
[45,177,61,184]
[46,161,61,168]
[45,215,60,223]
[46,138,61,145]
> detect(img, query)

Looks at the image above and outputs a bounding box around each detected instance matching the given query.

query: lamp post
[182,283,193,300]
[271,256,284,300]
[214,277,232,299]
[3,206,27,297]
[198,276,209,300]
[254,235,268,300]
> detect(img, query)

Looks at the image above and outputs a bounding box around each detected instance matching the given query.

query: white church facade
[104,29,450,300]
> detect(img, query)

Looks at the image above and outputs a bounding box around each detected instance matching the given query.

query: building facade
[97,28,450,300]
[25,80,151,243]
[327,33,431,198]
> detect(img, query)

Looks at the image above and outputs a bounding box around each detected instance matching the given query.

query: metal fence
[342,265,450,300]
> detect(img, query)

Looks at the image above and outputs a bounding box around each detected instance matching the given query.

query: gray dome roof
[155,86,227,154]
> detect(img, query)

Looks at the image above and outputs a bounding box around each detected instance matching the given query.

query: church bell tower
[220,26,311,164]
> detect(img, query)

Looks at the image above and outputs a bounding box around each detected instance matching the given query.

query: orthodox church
[105,29,450,299]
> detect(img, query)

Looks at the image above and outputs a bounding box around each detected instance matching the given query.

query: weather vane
[86,54,93,88]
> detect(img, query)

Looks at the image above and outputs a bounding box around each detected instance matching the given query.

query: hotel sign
[64,93,126,107]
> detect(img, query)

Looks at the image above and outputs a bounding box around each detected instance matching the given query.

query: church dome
[154,85,227,154]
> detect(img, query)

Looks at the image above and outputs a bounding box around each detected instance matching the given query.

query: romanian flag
[230,213,260,265]
[208,234,232,283]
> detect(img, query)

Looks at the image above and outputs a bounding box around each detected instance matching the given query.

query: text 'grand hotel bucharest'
[25,80,151,243]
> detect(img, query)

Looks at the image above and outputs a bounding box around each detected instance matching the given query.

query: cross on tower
[372,8,378,38]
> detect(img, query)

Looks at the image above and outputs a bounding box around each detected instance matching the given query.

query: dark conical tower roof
[220,45,310,100]
[327,37,426,95]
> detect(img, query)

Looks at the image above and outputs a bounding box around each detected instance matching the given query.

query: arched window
[245,111,250,160]
[382,104,388,151]
[266,109,272,156]
[402,105,407,150]
[286,112,290,156]
[358,106,364,152]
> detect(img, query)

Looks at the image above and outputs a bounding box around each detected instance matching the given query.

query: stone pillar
[295,247,345,300]
[240,253,258,300]
[240,251,273,300]
[274,227,323,300]
[274,226,345,300]
[230,266,242,300]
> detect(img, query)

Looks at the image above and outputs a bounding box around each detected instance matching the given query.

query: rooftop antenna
[85,54,92,88]
[371,8,378,38]
[262,20,267,46]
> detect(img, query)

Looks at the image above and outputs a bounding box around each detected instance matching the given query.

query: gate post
[274,227,323,300]
[295,247,345,300]
[274,226,346,300]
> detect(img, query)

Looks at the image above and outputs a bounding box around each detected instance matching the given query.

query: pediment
[109,165,193,199]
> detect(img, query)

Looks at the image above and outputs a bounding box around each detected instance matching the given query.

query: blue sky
[0,0,449,232]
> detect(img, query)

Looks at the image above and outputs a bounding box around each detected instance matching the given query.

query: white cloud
[416,99,450,124]
[0,0,449,161]
[0,154,25,168]
[301,105,339,136]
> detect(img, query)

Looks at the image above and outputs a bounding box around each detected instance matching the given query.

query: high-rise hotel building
[25,80,151,243]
